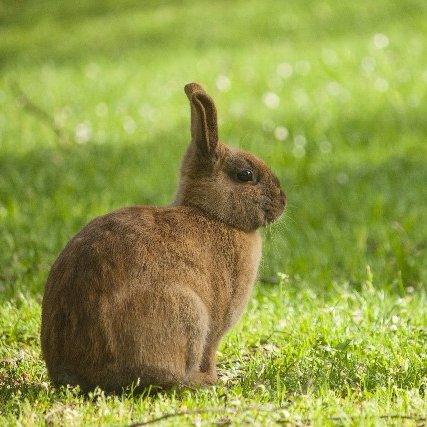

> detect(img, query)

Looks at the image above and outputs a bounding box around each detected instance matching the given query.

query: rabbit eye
[236,169,254,182]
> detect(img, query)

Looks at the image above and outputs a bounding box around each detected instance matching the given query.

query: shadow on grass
[263,149,427,289]
[1,129,426,301]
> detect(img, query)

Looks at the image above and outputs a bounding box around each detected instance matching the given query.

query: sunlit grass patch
[1,277,426,425]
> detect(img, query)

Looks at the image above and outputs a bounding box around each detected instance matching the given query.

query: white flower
[263,92,280,109]
[373,33,389,49]
[75,122,92,144]
[277,62,293,79]
[274,126,289,141]
[216,75,231,92]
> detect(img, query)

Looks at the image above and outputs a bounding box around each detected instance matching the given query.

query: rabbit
[41,82,286,393]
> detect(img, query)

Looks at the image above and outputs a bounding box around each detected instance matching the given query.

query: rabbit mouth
[264,210,281,225]
[263,205,284,224]
[262,191,286,225]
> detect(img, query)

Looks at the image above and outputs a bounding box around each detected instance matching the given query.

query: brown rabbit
[41,82,286,393]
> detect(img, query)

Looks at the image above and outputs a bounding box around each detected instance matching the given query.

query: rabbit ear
[184,83,218,158]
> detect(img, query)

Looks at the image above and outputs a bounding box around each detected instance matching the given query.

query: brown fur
[41,82,286,393]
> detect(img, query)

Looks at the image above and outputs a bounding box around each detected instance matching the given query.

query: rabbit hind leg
[130,286,211,388]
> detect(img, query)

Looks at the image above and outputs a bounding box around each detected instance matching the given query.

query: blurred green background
[0,0,426,299]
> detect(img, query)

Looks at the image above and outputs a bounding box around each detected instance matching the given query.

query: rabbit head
[174,82,286,232]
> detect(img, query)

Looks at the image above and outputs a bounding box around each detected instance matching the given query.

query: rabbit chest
[130,205,262,333]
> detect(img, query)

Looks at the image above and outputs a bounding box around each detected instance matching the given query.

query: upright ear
[184,82,219,159]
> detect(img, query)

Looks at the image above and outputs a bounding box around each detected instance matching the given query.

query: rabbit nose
[280,189,287,207]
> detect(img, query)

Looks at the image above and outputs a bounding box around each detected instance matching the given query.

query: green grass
[1,0,427,425]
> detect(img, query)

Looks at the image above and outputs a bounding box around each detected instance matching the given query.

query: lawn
[1,0,427,425]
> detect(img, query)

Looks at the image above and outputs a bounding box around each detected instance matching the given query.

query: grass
[1,0,427,425]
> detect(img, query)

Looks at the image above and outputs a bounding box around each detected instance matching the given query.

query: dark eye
[236,169,254,182]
